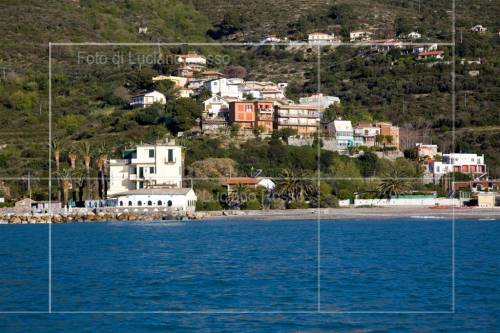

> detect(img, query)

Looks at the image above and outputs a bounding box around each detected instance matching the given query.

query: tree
[51,140,62,202]
[168,97,202,133]
[277,128,298,144]
[80,141,93,200]
[96,144,108,199]
[68,149,77,169]
[377,167,410,199]
[223,65,247,79]
[358,151,378,177]
[274,169,315,205]
[57,168,72,207]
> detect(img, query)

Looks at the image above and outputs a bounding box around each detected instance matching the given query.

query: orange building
[376,122,400,149]
[274,104,320,136]
[229,102,255,129]
[254,101,274,133]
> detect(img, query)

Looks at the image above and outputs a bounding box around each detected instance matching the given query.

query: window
[147,200,152,206]
[128,201,132,206]
[149,149,155,158]
[119,201,124,206]
[138,201,142,206]
[157,200,162,206]
[130,167,136,174]
[168,149,174,162]
[167,200,172,207]
[150,167,155,174]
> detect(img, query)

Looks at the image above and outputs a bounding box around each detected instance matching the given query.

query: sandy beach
[205,207,500,221]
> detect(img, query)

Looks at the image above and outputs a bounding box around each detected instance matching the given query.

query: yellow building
[478,192,497,208]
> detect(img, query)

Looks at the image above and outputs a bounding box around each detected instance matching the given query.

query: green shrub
[242,199,262,210]
[196,200,222,211]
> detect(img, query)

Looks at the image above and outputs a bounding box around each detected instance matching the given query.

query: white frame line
[27,35,457,314]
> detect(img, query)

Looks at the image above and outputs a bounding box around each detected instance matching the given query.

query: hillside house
[417,50,444,60]
[299,93,340,109]
[470,25,487,33]
[353,123,380,147]
[228,101,256,130]
[407,31,422,39]
[350,30,373,42]
[376,122,400,149]
[328,120,354,150]
[428,153,486,183]
[308,32,337,44]
[274,104,320,136]
[130,90,166,109]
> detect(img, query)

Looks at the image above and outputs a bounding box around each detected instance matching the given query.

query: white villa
[328,120,354,150]
[428,153,486,183]
[113,188,197,212]
[175,53,207,66]
[130,90,166,109]
[203,95,229,119]
[470,25,487,33]
[109,139,183,196]
[350,30,373,42]
[299,93,340,109]
[308,32,337,44]
[203,78,244,99]
[407,31,422,39]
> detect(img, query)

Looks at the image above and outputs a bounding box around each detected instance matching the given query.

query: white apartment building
[130,90,166,109]
[429,153,486,183]
[203,78,244,99]
[299,93,340,109]
[109,140,183,196]
[327,120,354,150]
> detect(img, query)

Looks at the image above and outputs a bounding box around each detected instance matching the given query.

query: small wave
[410,215,445,219]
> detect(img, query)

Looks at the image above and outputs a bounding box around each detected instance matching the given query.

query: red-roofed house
[417,50,444,60]
[223,177,276,193]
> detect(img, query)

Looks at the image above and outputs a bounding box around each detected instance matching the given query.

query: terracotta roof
[419,51,444,56]
[224,177,263,185]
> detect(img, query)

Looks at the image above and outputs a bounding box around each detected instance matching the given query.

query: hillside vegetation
[0,0,499,198]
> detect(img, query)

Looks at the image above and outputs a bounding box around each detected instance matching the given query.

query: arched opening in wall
[157,200,162,206]
[128,201,132,206]
[147,200,152,206]
[138,201,142,206]
[168,200,172,207]
[119,201,123,206]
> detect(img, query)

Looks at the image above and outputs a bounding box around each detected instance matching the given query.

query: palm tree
[377,167,410,199]
[229,183,248,208]
[96,144,108,199]
[275,169,315,204]
[68,149,77,169]
[73,168,86,204]
[57,168,72,208]
[80,141,93,199]
[51,140,62,202]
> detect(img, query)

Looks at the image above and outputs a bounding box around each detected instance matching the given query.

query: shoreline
[1,206,499,224]
[204,207,500,221]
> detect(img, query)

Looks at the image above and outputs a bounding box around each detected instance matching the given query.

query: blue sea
[0,218,499,332]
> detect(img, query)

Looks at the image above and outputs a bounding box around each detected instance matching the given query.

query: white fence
[353,198,460,207]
